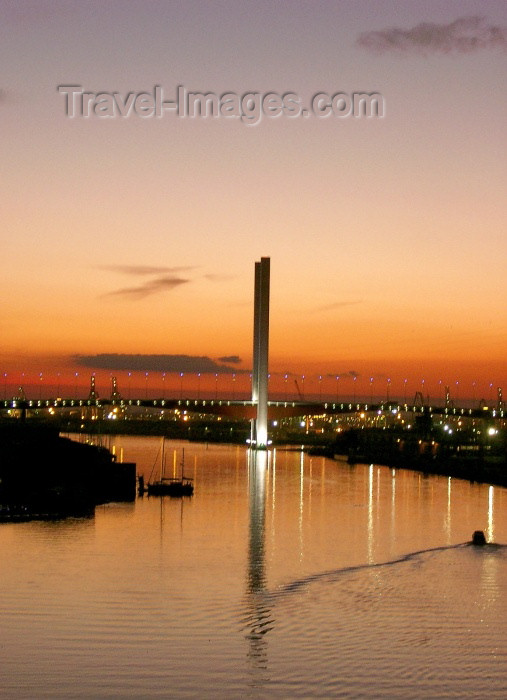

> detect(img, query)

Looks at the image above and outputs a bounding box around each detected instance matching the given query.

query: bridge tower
[413,391,425,407]
[251,257,270,449]
[14,386,26,401]
[111,376,121,401]
[88,374,99,401]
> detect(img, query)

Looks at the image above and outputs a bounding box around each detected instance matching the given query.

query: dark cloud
[326,371,361,379]
[357,16,507,55]
[99,264,232,300]
[100,265,196,276]
[217,355,242,364]
[315,300,363,312]
[102,276,189,300]
[278,370,361,380]
[73,354,248,374]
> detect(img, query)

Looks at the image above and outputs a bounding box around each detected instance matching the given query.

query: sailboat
[147,443,194,497]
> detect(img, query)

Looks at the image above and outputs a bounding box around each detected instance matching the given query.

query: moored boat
[146,443,194,497]
[146,477,194,497]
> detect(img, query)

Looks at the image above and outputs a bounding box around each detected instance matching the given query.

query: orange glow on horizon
[1,359,505,405]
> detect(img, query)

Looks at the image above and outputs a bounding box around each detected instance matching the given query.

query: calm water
[1,436,506,699]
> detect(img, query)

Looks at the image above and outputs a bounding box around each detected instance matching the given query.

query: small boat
[147,478,193,497]
[147,444,194,497]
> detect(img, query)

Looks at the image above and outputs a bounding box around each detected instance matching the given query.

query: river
[1,436,506,698]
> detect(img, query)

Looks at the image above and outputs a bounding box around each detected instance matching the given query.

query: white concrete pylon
[251,257,270,449]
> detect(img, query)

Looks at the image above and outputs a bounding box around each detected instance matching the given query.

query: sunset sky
[1,0,506,401]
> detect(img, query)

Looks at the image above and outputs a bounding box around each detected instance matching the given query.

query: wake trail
[268,541,506,600]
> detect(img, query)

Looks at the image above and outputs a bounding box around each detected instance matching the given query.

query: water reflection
[367,464,374,563]
[488,486,495,543]
[244,449,275,681]
[391,468,396,543]
[299,450,304,562]
[247,449,268,593]
[2,437,507,699]
[445,476,452,542]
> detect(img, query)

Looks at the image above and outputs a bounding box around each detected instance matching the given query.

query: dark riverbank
[51,415,253,443]
[2,416,505,498]
[0,423,136,518]
[10,415,329,447]
[309,425,507,489]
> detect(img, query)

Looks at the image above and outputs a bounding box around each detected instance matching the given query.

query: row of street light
[1,370,503,406]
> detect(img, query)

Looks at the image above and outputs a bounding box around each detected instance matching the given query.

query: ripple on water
[2,440,507,699]
[245,545,507,699]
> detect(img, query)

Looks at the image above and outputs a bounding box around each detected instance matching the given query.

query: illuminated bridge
[1,397,504,421]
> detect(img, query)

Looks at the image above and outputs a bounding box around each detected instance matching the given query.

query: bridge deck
[1,398,504,420]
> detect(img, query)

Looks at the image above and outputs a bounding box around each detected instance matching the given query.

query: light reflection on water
[0,435,506,698]
[488,484,495,543]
